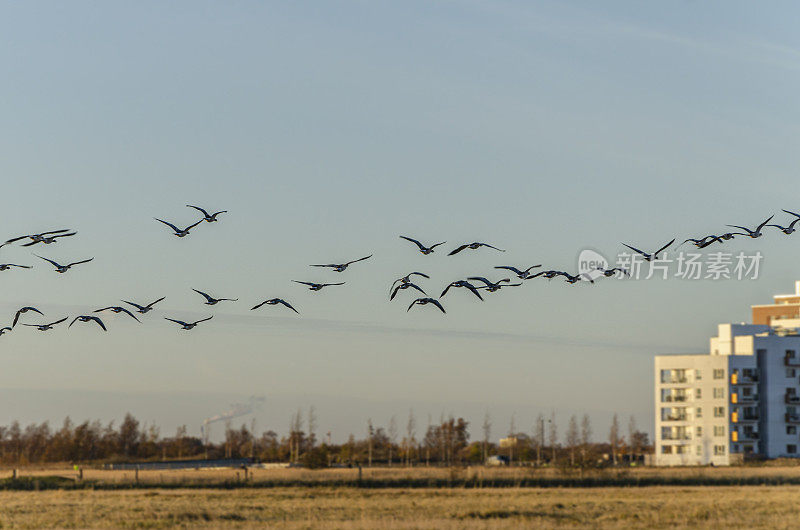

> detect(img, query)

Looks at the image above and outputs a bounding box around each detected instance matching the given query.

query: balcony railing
[662,395,688,403]
[739,394,758,402]
[786,394,800,404]
[785,355,800,367]
[786,413,800,423]
[661,376,689,384]
[662,414,688,422]
[662,433,692,440]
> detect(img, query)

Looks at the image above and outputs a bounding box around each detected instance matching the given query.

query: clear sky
[1,1,799,442]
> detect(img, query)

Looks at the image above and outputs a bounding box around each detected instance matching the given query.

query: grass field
[2,485,800,528]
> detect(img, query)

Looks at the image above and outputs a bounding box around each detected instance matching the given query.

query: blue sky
[1,1,799,442]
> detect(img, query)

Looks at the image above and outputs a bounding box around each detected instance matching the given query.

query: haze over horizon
[2,1,799,442]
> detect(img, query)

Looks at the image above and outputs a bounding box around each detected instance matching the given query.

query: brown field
[3,466,800,528]
[1,485,800,528]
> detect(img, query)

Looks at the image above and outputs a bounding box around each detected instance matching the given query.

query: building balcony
[785,394,800,404]
[661,377,689,384]
[785,355,800,367]
[661,433,692,441]
[662,395,689,403]
[786,413,800,423]
[739,394,759,402]
[733,411,759,423]
[662,414,688,422]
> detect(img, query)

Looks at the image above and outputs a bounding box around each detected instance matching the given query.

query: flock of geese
[1,207,798,334]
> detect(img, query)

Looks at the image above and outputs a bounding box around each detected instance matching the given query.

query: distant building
[655,282,800,466]
[485,455,509,466]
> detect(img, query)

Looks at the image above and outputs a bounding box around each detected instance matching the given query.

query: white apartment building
[655,282,800,466]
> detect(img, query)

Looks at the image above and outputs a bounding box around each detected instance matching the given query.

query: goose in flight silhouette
[122,297,166,314]
[69,315,107,331]
[726,215,774,239]
[20,232,76,247]
[390,281,426,300]
[595,267,629,278]
[526,270,568,280]
[293,281,345,291]
[468,277,521,292]
[35,255,93,273]
[12,306,43,327]
[251,298,299,314]
[164,316,213,330]
[494,265,541,279]
[5,229,72,246]
[154,218,204,237]
[407,298,446,314]
[621,238,676,261]
[399,236,446,255]
[187,204,227,222]
[23,317,68,331]
[448,242,505,256]
[440,280,484,300]
[311,255,372,272]
[94,306,141,322]
[0,263,32,271]
[193,289,238,305]
[390,272,430,294]
[768,211,800,235]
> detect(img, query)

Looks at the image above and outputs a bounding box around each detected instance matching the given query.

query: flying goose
[448,242,505,256]
[164,316,213,330]
[726,215,774,239]
[251,298,299,313]
[407,298,446,314]
[0,263,32,271]
[35,255,93,273]
[69,315,107,331]
[440,280,484,300]
[768,212,800,235]
[5,229,71,246]
[399,236,446,255]
[390,281,427,300]
[187,204,227,222]
[595,267,629,277]
[20,232,76,247]
[0,327,11,336]
[292,280,345,291]
[121,297,166,314]
[310,255,372,272]
[494,265,542,279]
[467,277,521,292]
[12,306,44,327]
[193,289,238,305]
[94,306,141,322]
[23,317,68,331]
[154,218,204,237]
[390,272,430,294]
[621,238,676,261]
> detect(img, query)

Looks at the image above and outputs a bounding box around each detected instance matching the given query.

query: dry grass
[7,463,800,487]
[1,485,800,528]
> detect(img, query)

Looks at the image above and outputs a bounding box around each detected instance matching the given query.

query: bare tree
[534,414,545,466]
[482,412,492,463]
[609,413,620,465]
[388,416,398,466]
[628,415,637,461]
[548,411,557,464]
[405,409,416,466]
[580,414,592,465]
[566,415,579,466]
[367,418,374,467]
[307,406,317,449]
[508,413,516,463]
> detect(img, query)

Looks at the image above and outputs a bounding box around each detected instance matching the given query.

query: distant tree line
[0,409,650,467]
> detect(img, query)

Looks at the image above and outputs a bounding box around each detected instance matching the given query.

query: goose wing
[399,235,425,251]
[155,218,181,232]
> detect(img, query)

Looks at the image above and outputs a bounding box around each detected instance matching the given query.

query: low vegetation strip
[7,472,800,490]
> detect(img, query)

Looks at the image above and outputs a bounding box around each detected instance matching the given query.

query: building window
[788,350,797,359]
[714,426,725,437]
[714,407,724,418]
[696,388,702,399]
[742,386,753,397]
[788,445,797,454]
[696,445,702,455]
[714,445,726,455]
[732,444,740,453]
[661,445,673,454]
[676,445,689,454]
[695,369,702,381]
[696,426,703,437]
[713,369,725,379]
[787,426,797,435]
[787,369,796,378]
[696,407,703,418]
[713,388,725,399]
